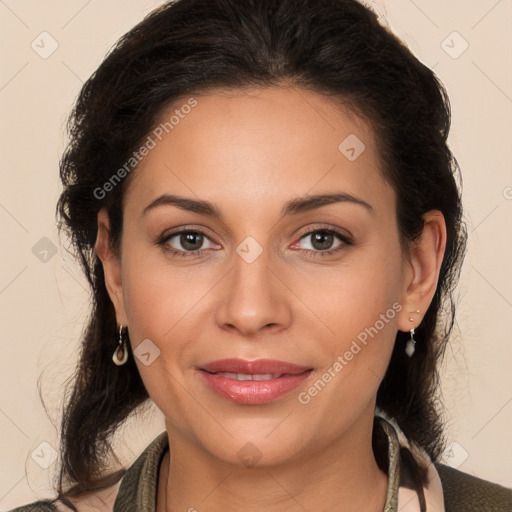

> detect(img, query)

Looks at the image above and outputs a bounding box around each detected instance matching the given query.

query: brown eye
[299,230,345,251]
[309,231,336,250]
[179,231,205,251]
[294,228,352,258]
[159,229,219,257]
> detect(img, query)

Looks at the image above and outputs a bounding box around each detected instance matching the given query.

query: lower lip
[199,370,313,405]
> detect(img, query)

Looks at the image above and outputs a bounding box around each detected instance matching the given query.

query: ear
[397,210,447,332]
[94,208,128,326]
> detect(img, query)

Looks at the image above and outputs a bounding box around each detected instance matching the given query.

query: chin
[197,428,308,469]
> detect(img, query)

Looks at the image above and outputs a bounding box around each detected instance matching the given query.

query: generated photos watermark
[298,301,402,405]
[93,97,198,200]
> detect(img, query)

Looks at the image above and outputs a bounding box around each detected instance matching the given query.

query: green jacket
[9,419,512,511]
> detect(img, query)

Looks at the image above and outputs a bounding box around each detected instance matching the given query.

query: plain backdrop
[0,0,511,508]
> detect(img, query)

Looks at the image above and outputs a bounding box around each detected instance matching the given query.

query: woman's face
[100,86,425,467]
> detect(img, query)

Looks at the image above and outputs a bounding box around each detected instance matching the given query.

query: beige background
[0,0,511,508]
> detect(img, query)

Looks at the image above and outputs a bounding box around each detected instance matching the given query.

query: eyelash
[156,227,353,259]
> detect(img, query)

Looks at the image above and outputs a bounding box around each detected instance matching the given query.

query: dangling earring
[405,327,416,358]
[112,325,129,365]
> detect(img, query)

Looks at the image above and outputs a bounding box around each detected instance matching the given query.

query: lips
[213,372,283,380]
[198,358,313,405]
[200,358,311,375]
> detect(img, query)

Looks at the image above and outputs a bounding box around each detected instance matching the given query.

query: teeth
[235,373,253,381]
[252,373,281,380]
[215,372,239,380]
[215,372,282,381]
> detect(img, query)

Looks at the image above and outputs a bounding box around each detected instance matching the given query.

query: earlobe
[397,210,447,332]
[94,208,128,325]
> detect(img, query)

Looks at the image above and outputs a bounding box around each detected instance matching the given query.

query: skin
[95,85,446,511]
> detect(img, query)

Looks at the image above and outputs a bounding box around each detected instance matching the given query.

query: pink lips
[198,358,313,405]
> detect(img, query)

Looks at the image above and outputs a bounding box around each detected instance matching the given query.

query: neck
[157,411,388,512]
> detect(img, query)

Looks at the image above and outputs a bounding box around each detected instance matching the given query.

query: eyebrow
[142,192,373,219]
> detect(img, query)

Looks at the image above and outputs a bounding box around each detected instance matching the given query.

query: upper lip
[199,358,311,375]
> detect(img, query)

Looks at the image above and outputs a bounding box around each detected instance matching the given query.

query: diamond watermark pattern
[32,237,58,263]
[338,134,366,161]
[237,442,263,467]
[31,31,59,59]
[236,236,263,264]
[134,338,161,366]
[442,441,469,469]
[441,31,469,59]
[31,441,58,469]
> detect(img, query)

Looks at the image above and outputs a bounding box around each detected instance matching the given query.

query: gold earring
[409,309,421,322]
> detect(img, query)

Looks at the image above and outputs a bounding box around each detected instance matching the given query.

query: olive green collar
[113,417,411,512]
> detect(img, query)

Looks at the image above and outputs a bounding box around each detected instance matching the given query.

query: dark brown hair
[53,0,466,508]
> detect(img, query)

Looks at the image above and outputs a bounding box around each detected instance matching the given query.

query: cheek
[117,253,206,404]
[118,244,225,389]
[314,246,404,340]
[297,257,403,427]
[120,239,209,339]
[119,253,207,419]
[302,241,404,411]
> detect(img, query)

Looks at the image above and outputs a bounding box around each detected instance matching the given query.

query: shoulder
[435,462,512,511]
[7,480,121,512]
[7,432,167,512]
[7,501,58,512]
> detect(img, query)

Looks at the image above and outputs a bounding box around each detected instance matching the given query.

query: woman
[10,0,512,510]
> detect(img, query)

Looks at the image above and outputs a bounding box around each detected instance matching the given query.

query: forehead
[123,86,392,218]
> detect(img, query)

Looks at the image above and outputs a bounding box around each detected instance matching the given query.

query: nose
[214,246,292,337]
